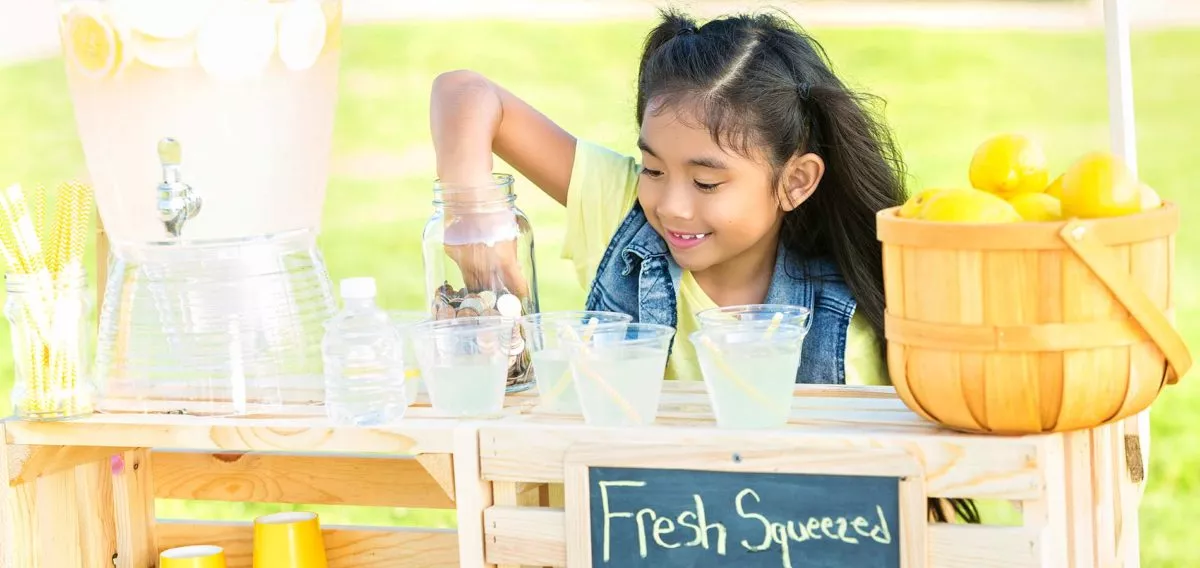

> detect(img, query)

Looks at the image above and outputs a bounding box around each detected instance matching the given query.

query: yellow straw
[542,317,598,403]
[761,312,784,339]
[698,335,774,408]
[558,321,642,423]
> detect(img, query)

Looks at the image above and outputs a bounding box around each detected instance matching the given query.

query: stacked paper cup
[253,511,329,567]
[160,545,227,568]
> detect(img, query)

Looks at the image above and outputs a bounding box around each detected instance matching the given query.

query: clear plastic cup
[695,304,812,331]
[691,321,808,429]
[389,310,431,404]
[410,316,514,417]
[562,323,674,427]
[518,311,633,413]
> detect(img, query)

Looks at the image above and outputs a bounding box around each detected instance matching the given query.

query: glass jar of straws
[0,181,96,421]
[5,269,95,420]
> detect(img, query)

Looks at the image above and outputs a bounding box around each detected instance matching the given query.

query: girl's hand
[443,210,531,301]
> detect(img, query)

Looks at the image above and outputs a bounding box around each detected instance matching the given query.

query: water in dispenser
[58,0,343,414]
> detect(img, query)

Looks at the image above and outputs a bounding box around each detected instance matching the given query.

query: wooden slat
[2,414,455,454]
[6,445,133,485]
[152,451,456,509]
[156,521,459,567]
[478,423,1047,500]
[484,506,1042,567]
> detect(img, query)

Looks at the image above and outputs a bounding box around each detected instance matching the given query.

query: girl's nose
[655,182,694,221]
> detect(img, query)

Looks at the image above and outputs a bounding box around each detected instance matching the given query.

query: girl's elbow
[431,69,494,100]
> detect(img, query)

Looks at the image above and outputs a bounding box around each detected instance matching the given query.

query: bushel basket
[877,201,1191,435]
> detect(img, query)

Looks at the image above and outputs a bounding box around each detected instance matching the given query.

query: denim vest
[584,203,856,384]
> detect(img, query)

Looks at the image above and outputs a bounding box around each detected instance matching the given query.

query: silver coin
[478,290,497,310]
[496,293,522,318]
[460,297,484,313]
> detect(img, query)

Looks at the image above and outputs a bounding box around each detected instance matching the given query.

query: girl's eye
[694,181,722,192]
[639,167,663,179]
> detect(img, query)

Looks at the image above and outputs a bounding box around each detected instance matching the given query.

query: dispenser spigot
[155,138,202,237]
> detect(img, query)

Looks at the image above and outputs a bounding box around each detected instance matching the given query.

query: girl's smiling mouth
[665,230,712,249]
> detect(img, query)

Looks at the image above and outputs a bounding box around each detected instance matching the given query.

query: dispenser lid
[340,277,377,299]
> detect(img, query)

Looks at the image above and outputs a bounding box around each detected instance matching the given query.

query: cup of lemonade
[410,316,514,417]
[562,322,674,427]
[518,311,632,413]
[691,320,807,429]
[389,310,431,405]
[696,304,812,330]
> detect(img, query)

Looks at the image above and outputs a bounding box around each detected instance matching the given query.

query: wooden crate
[468,383,1147,568]
[0,383,1144,567]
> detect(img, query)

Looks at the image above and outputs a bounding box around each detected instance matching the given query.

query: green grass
[1,19,1198,566]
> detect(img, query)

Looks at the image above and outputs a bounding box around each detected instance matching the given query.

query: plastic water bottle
[321,277,407,426]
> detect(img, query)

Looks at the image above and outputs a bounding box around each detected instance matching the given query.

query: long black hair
[635,9,980,525]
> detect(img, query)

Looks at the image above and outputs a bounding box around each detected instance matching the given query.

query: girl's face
[635,103,790,277]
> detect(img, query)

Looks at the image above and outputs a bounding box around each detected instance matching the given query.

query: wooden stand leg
[453,424,495,568]
[0,426,153,567]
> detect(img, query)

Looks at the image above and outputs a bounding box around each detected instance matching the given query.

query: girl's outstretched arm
[430,69,577,205]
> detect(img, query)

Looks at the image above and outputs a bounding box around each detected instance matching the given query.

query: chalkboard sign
[582,465,903,568]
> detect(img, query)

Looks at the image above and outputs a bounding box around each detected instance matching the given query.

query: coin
[460,297,484,313]
[478,290,497,310]
[509,336,526,356]
[435,305,456,320]
[481,308,501,317]
[456,306,480,318]
[496,293,522,318]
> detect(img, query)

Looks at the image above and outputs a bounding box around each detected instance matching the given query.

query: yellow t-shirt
[561,140,889,386]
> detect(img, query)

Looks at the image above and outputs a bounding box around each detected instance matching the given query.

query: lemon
[196,1,277,80]
[1044,174,1063,199]
[130,31,195,69]
[898,188,947,219]
[323,0,343,51]
[111,0,214,40]
[968,133,1050,199]
[278,0,327,71]
[1008,192,1062,222]
[916,188,1022,223]
[1140,183,1163,210]
[62,2,125,80]
[1059,152,1141,219]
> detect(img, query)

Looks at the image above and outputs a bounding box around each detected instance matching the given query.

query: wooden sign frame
[563,440,928,568]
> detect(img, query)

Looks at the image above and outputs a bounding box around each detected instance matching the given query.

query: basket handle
[1059,221,1192,384]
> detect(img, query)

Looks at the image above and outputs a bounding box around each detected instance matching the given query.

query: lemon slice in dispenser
[112,0,215,40]
[196,0,278,80]
[130,32,196,69]
[277,0,328,71]
[62,1,127,80]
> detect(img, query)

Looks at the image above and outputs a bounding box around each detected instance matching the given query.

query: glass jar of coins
[422,174,539,393]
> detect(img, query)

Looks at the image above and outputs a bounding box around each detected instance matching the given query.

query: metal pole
[1104,0,1138,176]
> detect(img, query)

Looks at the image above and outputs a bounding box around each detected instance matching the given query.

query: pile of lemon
[899,133,1162,223]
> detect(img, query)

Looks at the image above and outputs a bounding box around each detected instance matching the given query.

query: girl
[429,9,979,523]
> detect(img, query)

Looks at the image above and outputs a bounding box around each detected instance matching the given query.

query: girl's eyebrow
[637,137,728,170]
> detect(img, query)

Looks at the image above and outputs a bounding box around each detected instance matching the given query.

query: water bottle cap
[340,277,376,299]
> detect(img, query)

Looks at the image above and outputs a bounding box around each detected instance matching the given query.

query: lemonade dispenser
[58,0,343,413]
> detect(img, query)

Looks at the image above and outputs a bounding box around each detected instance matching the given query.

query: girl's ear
[777,152,825,212]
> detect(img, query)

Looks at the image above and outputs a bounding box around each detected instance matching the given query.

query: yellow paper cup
[160,545,227,568]
[252,511,328,568]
